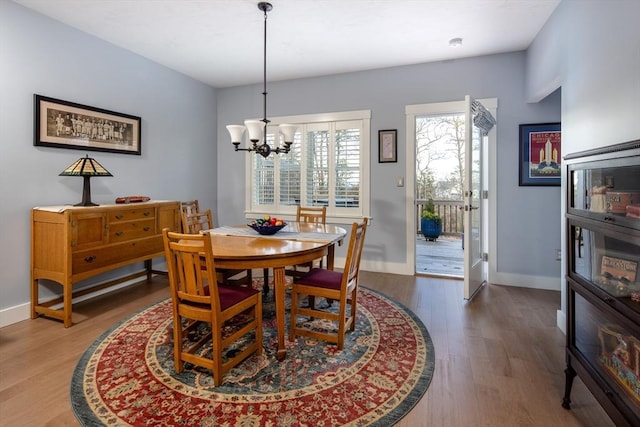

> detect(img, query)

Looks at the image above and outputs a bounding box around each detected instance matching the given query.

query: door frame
[404,98,498,281]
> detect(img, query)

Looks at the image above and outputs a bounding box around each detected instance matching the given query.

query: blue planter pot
[421,218,442,241]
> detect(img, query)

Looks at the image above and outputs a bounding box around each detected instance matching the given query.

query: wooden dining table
[205,222,347,360]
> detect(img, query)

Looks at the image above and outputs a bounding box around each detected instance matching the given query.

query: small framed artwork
[519,122,561,186]
[379,129,397,163]
[34,94,142,155]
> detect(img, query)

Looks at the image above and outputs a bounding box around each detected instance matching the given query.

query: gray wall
[526,0,640,329]
[0,1,218,317]
[217,52,562,283]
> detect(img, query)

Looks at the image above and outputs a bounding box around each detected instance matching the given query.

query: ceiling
[13,0,560,88]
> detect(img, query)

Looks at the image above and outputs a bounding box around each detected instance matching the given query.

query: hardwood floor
[0,272,614,426]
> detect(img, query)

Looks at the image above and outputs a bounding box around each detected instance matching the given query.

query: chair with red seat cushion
[162,228,262,386]
[285,206,328,280]
[289,218,368,350]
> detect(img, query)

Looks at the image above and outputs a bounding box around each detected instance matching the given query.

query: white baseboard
[489,271,561,291]
[557,309,566,335]
[0,274,153,328]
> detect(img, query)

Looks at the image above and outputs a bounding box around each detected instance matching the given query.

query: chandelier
[226,2,297,158]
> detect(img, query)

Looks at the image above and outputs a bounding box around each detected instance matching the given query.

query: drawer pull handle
[143,227,151,232]
[143,211,151,217]
[115,214,124,220]
[84,255,96,263]
[115,231,124,237]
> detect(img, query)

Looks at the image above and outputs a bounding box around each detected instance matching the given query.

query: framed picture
[519,122,561,186]
[378,129,397,163]
[34,94,141,155]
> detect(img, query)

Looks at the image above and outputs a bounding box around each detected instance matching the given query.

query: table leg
[273,266,287,360]
[327,244,336,270]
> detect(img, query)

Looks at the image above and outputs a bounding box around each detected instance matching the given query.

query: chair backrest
[182,209,214,234]
[181,200,200,216]
[296,206,326,224]
[342,218,368,289]
[162,228,221,312]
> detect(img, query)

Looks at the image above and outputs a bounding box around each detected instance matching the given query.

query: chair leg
[289,287,298,341]
[349,291,357,332]
[173,317,184,374]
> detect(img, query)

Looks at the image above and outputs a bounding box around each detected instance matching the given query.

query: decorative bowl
[248,222,287,235]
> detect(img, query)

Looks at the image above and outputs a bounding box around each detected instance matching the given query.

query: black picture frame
[378,129,397,163]
[34,94,141,155]
[518,122,561,186]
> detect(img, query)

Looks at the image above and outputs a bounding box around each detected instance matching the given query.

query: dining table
[205,222,347,360]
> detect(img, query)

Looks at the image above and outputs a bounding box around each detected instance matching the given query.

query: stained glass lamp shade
[59,155,113,206]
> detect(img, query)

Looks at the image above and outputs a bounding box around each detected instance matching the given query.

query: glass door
[463,95,493,300]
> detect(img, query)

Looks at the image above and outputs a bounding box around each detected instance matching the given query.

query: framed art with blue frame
[519,122,561,186]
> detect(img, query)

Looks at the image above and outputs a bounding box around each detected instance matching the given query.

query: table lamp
[59,155,113,206]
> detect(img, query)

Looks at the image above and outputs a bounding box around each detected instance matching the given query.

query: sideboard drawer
[71,236,163,275]
[109,207,155,222]
[109,218,156,242]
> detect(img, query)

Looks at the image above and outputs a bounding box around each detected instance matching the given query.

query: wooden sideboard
[31,200,180,327]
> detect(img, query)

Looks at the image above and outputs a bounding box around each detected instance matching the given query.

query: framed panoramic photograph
[34,94,141,155]
[519,122,561,186]
[378,129,397,163]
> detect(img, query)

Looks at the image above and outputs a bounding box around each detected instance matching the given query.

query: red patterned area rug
[71,285,435,426]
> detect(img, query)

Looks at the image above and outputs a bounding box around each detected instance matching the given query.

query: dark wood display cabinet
[562,140,640,426]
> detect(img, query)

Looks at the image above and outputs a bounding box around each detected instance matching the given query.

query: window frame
[243,110,371,224]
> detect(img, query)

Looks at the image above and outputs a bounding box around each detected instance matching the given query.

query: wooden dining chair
[296,206,326,224]
[285,206,328,280]
[289,217,368,350]
[182,209,253,286]
[182,209,213,234]
[162,229,263,386]
[180,200,200,231]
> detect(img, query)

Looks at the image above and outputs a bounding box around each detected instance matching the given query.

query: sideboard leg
[562,362,576,409]
[31,278,39,319]
[145,259,152,281]
[63,281,73,328]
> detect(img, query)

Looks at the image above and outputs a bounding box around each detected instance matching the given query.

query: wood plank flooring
[0,272,614,426]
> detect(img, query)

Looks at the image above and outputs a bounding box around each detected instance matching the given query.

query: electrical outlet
[556,249,561,261]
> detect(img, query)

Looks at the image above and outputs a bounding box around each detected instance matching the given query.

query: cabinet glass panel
[572,224,640,300]
[574,291,640,416]
[569,157,640,226]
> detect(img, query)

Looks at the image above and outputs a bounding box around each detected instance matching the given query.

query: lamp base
[76,176,99,207]
[74,201,99,207]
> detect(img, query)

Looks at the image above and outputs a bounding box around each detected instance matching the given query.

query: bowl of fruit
[248,215,287,235]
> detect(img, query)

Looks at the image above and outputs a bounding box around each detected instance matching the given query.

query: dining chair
[162,228,263,386]
[285,206,328,280]
[182,209,213,234]
[182,209,253,286]
[296,205,327,224]
[180,200,200,231]
[289,217,368,350]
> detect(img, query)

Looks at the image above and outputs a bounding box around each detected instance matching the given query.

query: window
[245,110,370,222]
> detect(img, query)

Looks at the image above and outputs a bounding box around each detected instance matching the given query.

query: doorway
[414,112,465,278]
[404,99,497,291]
